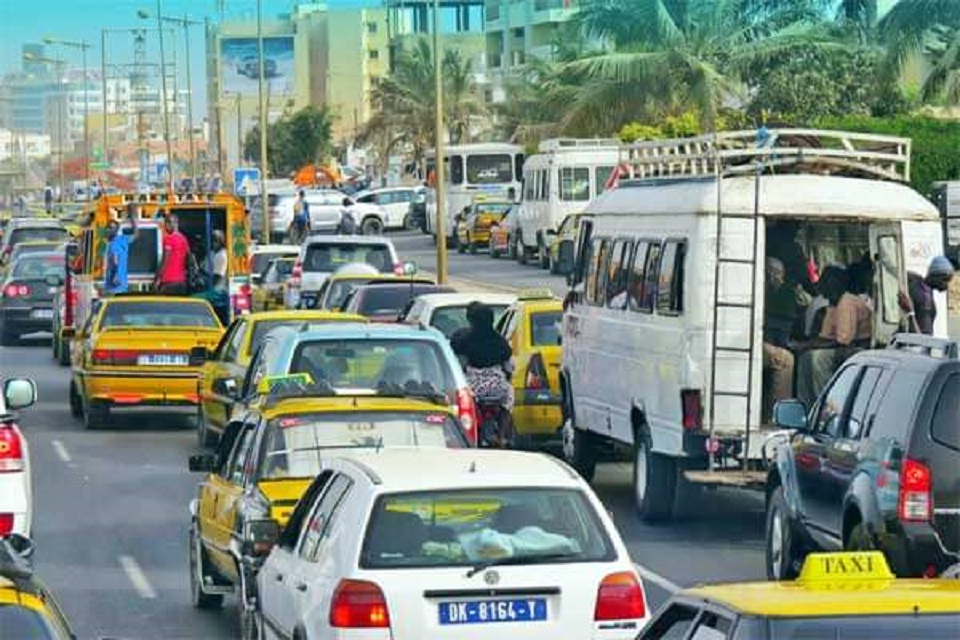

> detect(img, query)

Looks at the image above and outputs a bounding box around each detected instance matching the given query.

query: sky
[0,0,377,121]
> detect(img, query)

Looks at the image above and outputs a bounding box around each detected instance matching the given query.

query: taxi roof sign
[798,551,894,584]
[517,288,556,301]
[256,373,315,397]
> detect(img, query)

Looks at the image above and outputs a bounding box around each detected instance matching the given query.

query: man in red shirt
[155,214,191,295]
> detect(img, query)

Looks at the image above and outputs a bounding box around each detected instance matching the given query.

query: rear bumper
[0,472,30,535]
[880,522,960,576]
[513,392,562,436]
[1,307,54,334]
[79,370,201,406]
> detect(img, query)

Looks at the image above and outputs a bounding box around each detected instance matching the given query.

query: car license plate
[137,353,188,366]
[438,598,547,625]
[30,309,53,319]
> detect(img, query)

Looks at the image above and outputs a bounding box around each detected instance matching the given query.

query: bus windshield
[465,154,514,184]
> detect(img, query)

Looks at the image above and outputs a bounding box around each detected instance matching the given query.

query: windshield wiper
[465,552,578,578]
[375,381,447,404]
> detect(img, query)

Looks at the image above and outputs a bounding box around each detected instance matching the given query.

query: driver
[450,301,514,412]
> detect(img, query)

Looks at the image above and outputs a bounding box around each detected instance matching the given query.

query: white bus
[424,142,524,242]
[517,138,621,268]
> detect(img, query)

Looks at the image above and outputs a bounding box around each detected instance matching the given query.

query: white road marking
[51,439,71,463]
[119,555,157,599]
[633,562,681,594]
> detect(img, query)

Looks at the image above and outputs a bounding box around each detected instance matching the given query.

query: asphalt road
[2,230,767,639]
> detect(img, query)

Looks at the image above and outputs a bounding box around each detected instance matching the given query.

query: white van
[556,129,946,522]
[517,138,621,268]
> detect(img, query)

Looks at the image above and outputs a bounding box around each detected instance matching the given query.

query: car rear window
[11,255,64,279]
[303,243,393,273]
[99,301,219,328]
[529,311,562,346]
[9,227,68,245]
[430,304,509,339]
[738,614,960,638]
[324,278,374,309]
[259,411,467,479]
[252,251,291,276]
[930,373,960,451]
[249,318,355,354]
[13,243,60,257]
[356,285,443,317]
[360,488,614,569]
[289,338,454,396]
[0,604,63,639]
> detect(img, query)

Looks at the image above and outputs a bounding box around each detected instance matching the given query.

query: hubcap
[635,443,648,503]
[770,507,784,578]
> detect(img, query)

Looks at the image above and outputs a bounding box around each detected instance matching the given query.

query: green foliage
[816,114,960,194]
[243,105,334,177]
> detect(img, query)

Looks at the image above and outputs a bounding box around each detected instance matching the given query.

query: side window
[876,234,902,324]
[931,373,960,451]
[524,172,534,201]
[595,165,617,197]
[640,242,662,313]
[298,474,354,562]
[241,346,264,398]
[586,238,611,306]
[606,239,634,308]
[657,240,686,314]
[279,470,332,550]
[638,602,700,639]
[222,321,248,363]
[846,366,882,439]
[688,611,734,640]
[868,370,923,441]
[559,167,590,202]
[397,190,413,203]
[573,218,594,286]
[541,170,550,201]
[814,365,861,439]
[227,426,257,486]
[628,241,650,312]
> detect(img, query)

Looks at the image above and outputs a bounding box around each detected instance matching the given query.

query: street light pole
[433,0,447,283]
[154,0,174,192]
[179,14,197,187]
[100,30,108,169]
[257,0,270,240]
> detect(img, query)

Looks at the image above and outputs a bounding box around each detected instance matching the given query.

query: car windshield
[99,301,219,328]
[9,227,68,245]
[11,255,64,279]
[13,244,60,257]
[259,411,467,479]
[530,311,562,346]
[355,285,441,317]
[740,613,960,638]
[290,338,454,395]
[252,252,291,275]
[360,488,614,569]
[304,243,393,273]
[324,278,375,309]
[0,604,64,640]
[249,318,355,355]
[430,304,509,338]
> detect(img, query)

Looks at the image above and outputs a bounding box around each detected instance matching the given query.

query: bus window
[514,154,525,182]
[560,168,591,202]
[449,156,464,185]
[466,154,514,184]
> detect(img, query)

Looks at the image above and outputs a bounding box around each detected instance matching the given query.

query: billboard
[220,36,295,97]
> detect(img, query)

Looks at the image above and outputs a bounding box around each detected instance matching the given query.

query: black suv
[765,334,960,579]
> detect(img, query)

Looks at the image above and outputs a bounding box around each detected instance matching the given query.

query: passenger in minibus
[762,258,795,421]
[899,255,954,334]
[766,221,815,294]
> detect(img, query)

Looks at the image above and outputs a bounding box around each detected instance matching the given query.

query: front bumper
[1,306,54,335]
[80,370,201,407]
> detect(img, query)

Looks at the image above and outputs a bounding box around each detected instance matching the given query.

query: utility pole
[257,0,270,240]
[433,0,447,283]
[100,30,108,171]
[154,0,174,192]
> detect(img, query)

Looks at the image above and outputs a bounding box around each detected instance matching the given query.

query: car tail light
[898,457,933,522]
[456,387,478,445]
[3,284,30,298]
[329,579,391,628]
[289,260,302,289]
[681,389,702,431]
[0,514,13,535]
[594,572,646,621]
[65,283,77,327]
[0,425,25,473]
[525,353,547,390]
[233,283,252,313]
[92,349,142,365]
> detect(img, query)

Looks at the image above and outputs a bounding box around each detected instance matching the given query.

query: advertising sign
[234,167,261,196]
[220,37,295,97]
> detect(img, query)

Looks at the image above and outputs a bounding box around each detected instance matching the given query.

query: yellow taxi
[251,256,296,312]
[455,200,513,254]
[498,289,564,445]
[638,551,960,639]
[187,381,470,634]
[196,309,365,447]
[547,212,588,274]
[68,295,225,430]
[0,535,74,639]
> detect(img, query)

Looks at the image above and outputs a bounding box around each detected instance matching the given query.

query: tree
[243,105,334,177]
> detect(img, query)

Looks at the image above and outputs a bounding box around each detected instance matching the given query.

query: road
[2,231,766,639]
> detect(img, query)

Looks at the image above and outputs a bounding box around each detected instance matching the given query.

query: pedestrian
[210,230,228,290]
[43,184,53,215]
[289,190,311,244]
[103,208,139,295]
[155,214,190,295]
[762,258,796,422]
[338,197,357,235]
[899,256,955,335]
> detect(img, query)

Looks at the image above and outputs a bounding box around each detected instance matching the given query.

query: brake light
[898,457,933,522]
[65,283,77,326]
[456,387,478,445]
[329,579,391,628]
[0,425,25,473]
[594,572,646,621]
[3,284,29,298]
[289,260,302,289]
[91,349,143,365]
[681,389,702,431]
[234,283,252,313]
[0,514,12,535]
[525,353,547,390]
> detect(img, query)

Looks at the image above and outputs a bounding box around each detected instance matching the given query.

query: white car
[288,235,401,309]
[402,292,517,338]
[255,449,650,640]
[354,187,426,230]
[266,190,388,241]
[0,379,37,537]
[249,244,301,285]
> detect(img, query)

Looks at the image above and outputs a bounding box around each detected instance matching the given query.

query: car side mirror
[4,533,34,562]
[212,377,238,399]
[557,239,575,277]
[3,378,37,410]
[242,518,281,556]
[189,346,211,367]
[188,453,217,473]
[45,274,64,287]
[773,400,808,431]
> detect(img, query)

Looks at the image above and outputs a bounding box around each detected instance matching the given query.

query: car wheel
[549,252,559,275]
[537,238,550,270]
[57,336,70,366]
[360,216,383,236]
[517,237,528,265]
[189,521,224,610]
[561,418,597,481]
[69,381,83,419]
[238,567,260,640]
[197,406,218,449]
[766,486,802,580]
[83,399,109,431]
[633,438,676,522]
[507,235,517,260]
[845,521,875,552]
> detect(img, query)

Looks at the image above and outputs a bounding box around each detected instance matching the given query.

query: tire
[69,380,83,419]
[766,486,802,580]
[238,566,260,640]
[403,214,416,231]
[197,406,218,449]
[57,336,70,366]
[83,399,109,431]
[507,235,517,260]
[517,237,528,265]
[189,521,224,610]
[561,418,597,481]
[845,521,875,551]
[360,216,383,236]
[633,437,676,522]
[537,237,550,270]
[549,253,559,275]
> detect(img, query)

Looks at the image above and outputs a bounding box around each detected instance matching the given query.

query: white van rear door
[870,223,905,345]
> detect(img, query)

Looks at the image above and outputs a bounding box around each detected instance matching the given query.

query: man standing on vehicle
[290,190,311,243]
[899,256,955,335]
[762,258,795,421]
[104,207,139,295]
[155,214,190,295]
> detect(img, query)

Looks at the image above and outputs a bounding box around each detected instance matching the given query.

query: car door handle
[296,582,308,593]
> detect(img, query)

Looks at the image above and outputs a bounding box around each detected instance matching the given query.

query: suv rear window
[303,243,393,273]
[9,227,68,245]
[11,254,64,279]
[931,373,960,451]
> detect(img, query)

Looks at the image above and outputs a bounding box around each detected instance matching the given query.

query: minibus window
[657,240,686,314]
[628,242,651,313]
[586,237,610,305]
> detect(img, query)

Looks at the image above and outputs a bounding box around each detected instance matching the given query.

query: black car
[766,333,960,579]
[0,251,64,346]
